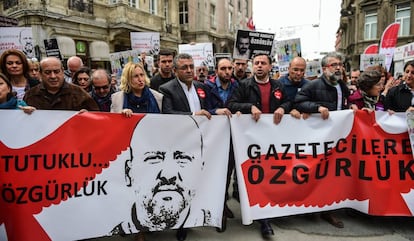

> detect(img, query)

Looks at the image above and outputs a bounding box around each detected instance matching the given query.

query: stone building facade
[337,0,413,73]
[0,0,252,69]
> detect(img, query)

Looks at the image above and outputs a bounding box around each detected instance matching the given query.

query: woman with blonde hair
[111,62,162,117]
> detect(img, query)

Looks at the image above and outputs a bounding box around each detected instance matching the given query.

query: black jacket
[159,78,212,114]
[227,77,291,114]
[384,83,412,112]
[295,75,350,113]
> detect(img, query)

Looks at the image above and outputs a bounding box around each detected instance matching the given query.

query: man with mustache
[294,51,355,228]
[295,51,353,120]
[111,115,206,239]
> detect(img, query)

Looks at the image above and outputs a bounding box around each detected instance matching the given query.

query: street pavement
[93,197,414,241]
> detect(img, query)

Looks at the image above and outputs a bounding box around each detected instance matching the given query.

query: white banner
[0,27,34,58]
[230,111,414,224]
[0,112,229,241]
[360,54,386,71]
[178,42,214,69]
[130,32,160,55]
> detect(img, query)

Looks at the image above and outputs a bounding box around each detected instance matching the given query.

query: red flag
[247,17,255,31]
[363,43,379,54]
[379,22,400,71]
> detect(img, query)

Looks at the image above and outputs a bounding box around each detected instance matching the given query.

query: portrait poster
[109,49,141,79]
[43,38,62,60]
[178,42,214,70]
[0,27,34,58]
[0,112,230,241]
[130,31,160,55]
[233,30,274,60]
[305,60,322,78]
[273,38,302,73]
[230,110,414,225]
[360,54,386,71]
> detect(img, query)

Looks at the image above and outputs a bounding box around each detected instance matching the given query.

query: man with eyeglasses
[160,53,212,118]
[24,57,99,111]
[159,53,213,241]
[195,64,208,82]
[90,69,115,112]
[295,51,353,120]
[294,51,355,229]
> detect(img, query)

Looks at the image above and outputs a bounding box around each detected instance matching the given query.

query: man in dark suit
[160,53,212,119]
[159,53,212,241]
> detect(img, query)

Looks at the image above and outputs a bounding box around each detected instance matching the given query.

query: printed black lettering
[281,144,291,160]
[270,166,286,184]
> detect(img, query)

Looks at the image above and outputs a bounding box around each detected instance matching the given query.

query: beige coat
[110,89,163,113]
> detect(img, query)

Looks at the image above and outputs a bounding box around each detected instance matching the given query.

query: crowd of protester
[1,46,414,241]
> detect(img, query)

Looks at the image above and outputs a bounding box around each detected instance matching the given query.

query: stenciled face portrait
[151,35,160,55]
[127,116,204,230]
[19,29,34,58]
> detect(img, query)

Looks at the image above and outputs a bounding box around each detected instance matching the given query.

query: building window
[210,4,216,29]
[150,0,158,14]
[69,0,94,14]
[164,0,168,19]
[364,10,377,40]
[396,3,410,36]
[245,0,249,17]
[4,0,18,10]
[229,12,233,32]
[109,0,117,4]
[129,0,137,8]
[238,0,241,12]
[179,1,188,25]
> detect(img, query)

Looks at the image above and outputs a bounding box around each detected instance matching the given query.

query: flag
[247,17,255,31]
[363,43,379,54]
[379,22,400,71]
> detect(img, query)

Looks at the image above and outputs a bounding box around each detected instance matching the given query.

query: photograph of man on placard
[233,30,251,60]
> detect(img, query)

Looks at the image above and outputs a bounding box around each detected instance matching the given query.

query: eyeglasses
[325,63,344,68]
[94,85,110,90]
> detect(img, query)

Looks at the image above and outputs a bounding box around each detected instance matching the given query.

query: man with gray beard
[294,51,354,228]
[295,51,352,120]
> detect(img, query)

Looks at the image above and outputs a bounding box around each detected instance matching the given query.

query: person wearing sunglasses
[90,69,115,112]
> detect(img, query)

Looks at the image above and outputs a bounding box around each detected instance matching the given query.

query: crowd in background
[1,46,414,241]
